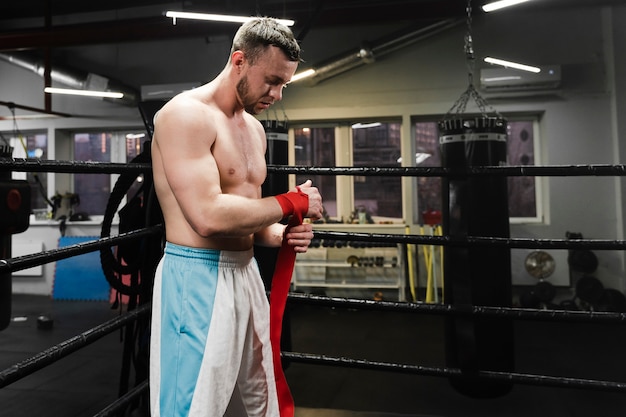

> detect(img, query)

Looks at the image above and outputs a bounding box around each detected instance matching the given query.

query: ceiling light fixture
[351,122,382,129]
[44,87,124,99]
[484,57,541,73]
[482,0,533,12]
[126,133,146,140]
[165,11,295,27]
[290,69,316,83]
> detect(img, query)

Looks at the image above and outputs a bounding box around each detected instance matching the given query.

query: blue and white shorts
[150,242,279,417]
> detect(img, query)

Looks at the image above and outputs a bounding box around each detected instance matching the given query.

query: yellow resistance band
[406,225,417,302]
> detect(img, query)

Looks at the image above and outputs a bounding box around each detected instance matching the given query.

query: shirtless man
[149,18,323,417]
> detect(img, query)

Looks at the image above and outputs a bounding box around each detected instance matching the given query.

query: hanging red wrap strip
[269,189,307,417]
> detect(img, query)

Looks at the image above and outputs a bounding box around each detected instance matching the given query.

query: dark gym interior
[2,0,626,416]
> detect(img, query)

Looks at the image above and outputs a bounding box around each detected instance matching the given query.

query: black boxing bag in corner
[0,145,32,331]
[255,120,289,287]
[260,120,289,200]
[439,116,514,398]
[255,120,292,364]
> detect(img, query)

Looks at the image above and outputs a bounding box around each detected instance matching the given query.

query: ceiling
[1,0,625,51]
[1,0,626,115]
[0,0,464,49]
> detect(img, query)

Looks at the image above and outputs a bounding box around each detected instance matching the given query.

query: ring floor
[1,293,626,417]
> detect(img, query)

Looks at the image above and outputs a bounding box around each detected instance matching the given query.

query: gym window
[351,121,402,220]
[68,130,148,217]
[294,126,338,217]
[292,120,403,223]
[413,115,543,224]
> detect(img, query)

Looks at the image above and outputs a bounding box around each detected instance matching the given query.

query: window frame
[411,113,545,225]
[64,128,146,221]
[289,118,404,224]
[508,115,544,225]
[288,113,544,227]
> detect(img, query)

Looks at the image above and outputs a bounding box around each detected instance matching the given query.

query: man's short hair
[231,17,301,64]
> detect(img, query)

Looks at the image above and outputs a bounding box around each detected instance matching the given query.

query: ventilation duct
[0,52,138,106]
[305,18,463,85]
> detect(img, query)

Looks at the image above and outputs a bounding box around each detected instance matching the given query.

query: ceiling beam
[0,17,238,51]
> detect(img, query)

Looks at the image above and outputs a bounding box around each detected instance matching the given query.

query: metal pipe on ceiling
[0,52,138,106]
[306,18,463,85]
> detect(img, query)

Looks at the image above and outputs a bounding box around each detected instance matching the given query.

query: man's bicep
[165,143,220,200]
[157,117,221,207]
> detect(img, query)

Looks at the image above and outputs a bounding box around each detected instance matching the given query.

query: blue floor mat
[53,236,111,301]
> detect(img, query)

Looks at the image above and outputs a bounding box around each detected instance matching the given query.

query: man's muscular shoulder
[155,92,218,140]
[159,91,212,121]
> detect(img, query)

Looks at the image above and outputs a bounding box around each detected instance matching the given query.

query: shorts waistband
[164,242,254,268]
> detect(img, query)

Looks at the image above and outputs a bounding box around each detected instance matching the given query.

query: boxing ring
[2,155,626,416]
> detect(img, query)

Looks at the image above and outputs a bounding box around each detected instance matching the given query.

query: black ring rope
[287,292,626,324]
[0,303,150,389]
[2,227,618,278]
[314,230,626,250]
[0,226,162,274]
[282,352,626,393]
[4,159,626,177]
[0,158,149,174]
[268,164,626,177]
[91,380,148,417]
[0,158,152,174]
[0,158,147,174]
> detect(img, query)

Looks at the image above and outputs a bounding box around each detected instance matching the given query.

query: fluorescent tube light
[290,69,316,83]
[44,87,124,99]
[126,133,146,139]
[0,114,60,120]
[351,122,381,129]
[482,0,533,12]
[484,57,541,73]
[165,11,295,27]
[483,76,522,83]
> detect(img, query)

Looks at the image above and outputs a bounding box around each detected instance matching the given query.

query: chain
[443,0,501,120]
[465,0,475,86]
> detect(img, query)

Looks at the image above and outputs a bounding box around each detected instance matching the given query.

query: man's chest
[213,134,267,189]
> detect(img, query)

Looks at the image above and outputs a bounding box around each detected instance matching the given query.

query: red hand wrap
[275,188,308,219]
[270,191,307,417]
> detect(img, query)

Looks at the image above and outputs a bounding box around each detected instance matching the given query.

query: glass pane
[125,133,150,200]
[73,132,112,216]
[294,127,337,217]
[414,122,442,223]
[5,132,49,211]
[507,121,536,217]
[352,122,402,220]
[126,133,147,160]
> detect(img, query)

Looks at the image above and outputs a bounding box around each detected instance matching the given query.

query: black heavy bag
[255,120,289,284]
[439,116,514,398]
[261,120,289,198]
[255,120,292,361]
[0,145,31,331]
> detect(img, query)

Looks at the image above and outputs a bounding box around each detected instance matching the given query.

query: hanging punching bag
[255,120,289,284]
[0,145,31,331]
[439,116,514,398]
[261,120,289,198]
[255,119,293,366]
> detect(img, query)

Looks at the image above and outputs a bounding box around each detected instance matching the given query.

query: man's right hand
[295,180,323,221]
